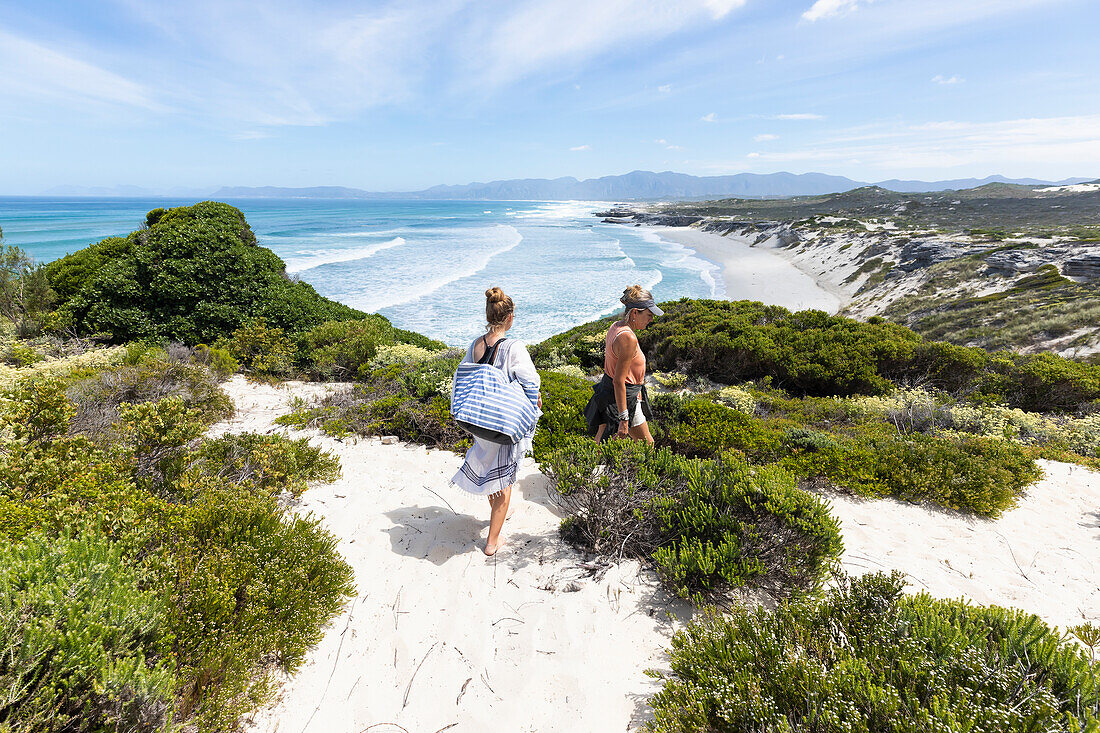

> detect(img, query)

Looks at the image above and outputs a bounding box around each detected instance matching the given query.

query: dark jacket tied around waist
[583,374,652,441]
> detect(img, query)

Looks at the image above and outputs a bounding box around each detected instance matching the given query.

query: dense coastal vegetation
[616,182,1100,357]
[1,203,1097,730]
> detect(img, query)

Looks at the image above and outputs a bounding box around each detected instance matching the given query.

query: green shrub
[392,327,447,351]
[369,342,440,370]
[218,318,294,377]
[543,440,842,603]
[155,490,354,728]
[68,354,233,435]
[192,433,341,498]
[0,377,355,730]
[297,316,395,379]
[530,317,613,372]
[193,344,240,379]
[45,202,365,344]
[0,531,176,732]
[532,370,591,460]
[654,394,1040,517]
[647,571,1100,732]
[534,298,1100,412]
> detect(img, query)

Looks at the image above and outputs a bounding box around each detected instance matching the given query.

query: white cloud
[701,112,718,122]
[776,113,825,120]
[931,74,965,85]
[658,84,672,93]
[738,114,1100,174]
[802,0,875,22]
[754,133,779,141]
[466,1,749,90]
[747,152,761,158]
[570,144,591,151]
[0,30,164,112]
[231,130,274,140]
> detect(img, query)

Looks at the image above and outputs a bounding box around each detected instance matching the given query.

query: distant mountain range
[38,171,1095,201]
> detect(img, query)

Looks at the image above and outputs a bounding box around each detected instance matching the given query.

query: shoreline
[645,224,843,314]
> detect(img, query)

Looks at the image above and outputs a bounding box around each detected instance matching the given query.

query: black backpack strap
[477,336,506,365]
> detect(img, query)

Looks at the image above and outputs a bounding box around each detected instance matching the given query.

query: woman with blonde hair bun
[450,287,542,556]
[584,284,662,443]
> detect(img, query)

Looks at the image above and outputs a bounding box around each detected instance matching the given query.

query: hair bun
[485,286,506,303]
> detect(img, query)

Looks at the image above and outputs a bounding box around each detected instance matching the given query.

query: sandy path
[215,377,688,733]
[827,459,1100,630]
[218,376,1100,732]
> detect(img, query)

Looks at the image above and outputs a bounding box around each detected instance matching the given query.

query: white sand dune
[224,378,688,733]
[649,225,843,313]
[222,377,1100,732]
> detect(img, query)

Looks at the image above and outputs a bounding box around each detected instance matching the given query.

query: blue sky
[1,0,1098,192]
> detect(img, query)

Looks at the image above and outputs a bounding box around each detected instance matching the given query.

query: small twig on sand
[423,485,457,515]
[456,677,472,705]
[995,529,1035,584]
[358,725,410,733]
[300,606,356,733]
[392,588,404,630]
[491,616,524,626]
[402,642,441,709]
[433,725,459,733]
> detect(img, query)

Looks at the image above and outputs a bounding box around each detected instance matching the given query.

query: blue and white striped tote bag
[451,360,539,445]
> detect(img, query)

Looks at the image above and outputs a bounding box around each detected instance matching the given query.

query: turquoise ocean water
[0,197,723,346]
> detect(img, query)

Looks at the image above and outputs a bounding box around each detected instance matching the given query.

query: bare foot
[484,539,506,556]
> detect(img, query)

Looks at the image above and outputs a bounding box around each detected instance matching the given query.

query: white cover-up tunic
[450,337,540,497]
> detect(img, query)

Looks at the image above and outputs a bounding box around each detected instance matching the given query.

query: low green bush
[281,353,469,451]
[67,351,233,435]
[0,379,355,731]
[654,394,1040,517]
[543,440,842,603]
[532,370,591,460]
[217,318,295,377]
[296,316,395,379]
[533,298,1100,412]
[192,433,341,498]
[0,531,176,733]
[647,571,1100,732]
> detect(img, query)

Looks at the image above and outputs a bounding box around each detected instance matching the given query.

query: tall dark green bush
[45,202,365,344]
[647,572,1100,732]
[544,440,842,603]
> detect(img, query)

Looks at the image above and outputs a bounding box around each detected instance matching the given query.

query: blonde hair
[620,284,652,319]
[485,286,514,329]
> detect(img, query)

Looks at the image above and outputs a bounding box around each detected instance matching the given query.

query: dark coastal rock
[983,249,1046,273]
[896,240,965,272]
[629,213,705,227]
[1062,253,1100,279]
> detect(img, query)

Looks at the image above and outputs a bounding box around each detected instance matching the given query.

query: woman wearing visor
[585,284,662,444]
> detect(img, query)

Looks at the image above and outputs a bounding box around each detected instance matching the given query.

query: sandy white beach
[223,377,1100,732]
[648,225,843,313]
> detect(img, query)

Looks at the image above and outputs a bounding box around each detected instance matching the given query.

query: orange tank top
[603,321,646,385]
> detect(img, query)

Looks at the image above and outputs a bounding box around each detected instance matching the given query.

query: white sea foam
[284,237,407,274]
[635,228,723,297]
[350,225,524,313]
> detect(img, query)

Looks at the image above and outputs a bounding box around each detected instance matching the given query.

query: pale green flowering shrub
[0,345,125,389]
[369,342,438,370]
[551,364,586,380]
[653,371,689,390]
[716,385,756,414]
